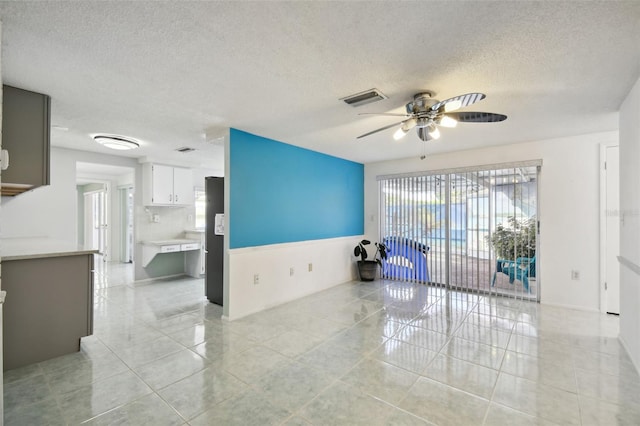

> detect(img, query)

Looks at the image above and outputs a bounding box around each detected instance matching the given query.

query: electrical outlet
[571,270,580,280]
[308,263,313,272]
[290,267,294,276]
[253,274,260,285]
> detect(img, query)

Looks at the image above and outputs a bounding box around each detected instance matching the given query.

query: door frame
[599,142,620,313]
[83,186,110,260]
[377,161,541,301]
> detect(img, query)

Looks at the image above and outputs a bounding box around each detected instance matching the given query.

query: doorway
[76,162,136,265]
[379,162,540,301]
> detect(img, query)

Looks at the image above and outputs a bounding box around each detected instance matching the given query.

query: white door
[84,191,108,260]
[84,193,96,249]
[605,145,620,314]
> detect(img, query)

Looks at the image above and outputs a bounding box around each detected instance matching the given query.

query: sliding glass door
[379,163,539,301]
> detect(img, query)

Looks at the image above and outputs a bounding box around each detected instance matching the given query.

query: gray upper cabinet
[2,85,51,196]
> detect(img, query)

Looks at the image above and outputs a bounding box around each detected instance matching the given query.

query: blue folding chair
[382,237,430,282]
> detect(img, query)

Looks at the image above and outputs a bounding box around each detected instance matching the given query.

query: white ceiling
[1,1,639,167]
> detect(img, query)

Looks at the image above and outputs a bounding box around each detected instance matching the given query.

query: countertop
[0,238,99,261]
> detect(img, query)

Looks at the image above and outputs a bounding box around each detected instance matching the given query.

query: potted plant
[488,216,536,260]
[354,239,388,281]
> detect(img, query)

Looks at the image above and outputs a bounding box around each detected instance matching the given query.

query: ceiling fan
[357,92,507,142]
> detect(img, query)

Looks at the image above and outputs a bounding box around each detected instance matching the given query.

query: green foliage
[488,216,536,260]
[354,239,388,265]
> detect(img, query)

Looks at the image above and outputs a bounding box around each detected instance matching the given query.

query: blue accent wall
[230,129,364,248]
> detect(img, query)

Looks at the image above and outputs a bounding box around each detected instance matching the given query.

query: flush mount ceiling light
[93,135,140,150]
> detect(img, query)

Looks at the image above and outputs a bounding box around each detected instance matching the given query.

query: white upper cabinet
[172,167,194,205]
[143,163,193,206]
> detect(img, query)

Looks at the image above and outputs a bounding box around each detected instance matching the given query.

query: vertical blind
[378,163,540,300]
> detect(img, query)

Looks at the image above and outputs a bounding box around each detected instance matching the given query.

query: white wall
[1,147,138,246]
[2,148,76,240]
[619,74,640,372]
[227,236,362,320]
[192,167,222,190]
[365,131,618,312]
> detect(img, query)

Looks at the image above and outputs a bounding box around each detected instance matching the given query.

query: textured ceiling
[0,1,639,168]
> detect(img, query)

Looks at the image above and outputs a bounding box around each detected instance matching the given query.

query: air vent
[340,88,387,107]
[176,147,196,153]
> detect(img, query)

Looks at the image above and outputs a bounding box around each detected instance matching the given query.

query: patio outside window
[378,162,540,301]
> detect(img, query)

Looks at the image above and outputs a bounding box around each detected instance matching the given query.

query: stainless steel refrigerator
[205,176,224,305]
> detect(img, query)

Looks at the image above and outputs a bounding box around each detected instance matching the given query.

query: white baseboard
[541,301,601,313]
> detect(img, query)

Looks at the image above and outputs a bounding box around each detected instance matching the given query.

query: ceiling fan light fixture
[415,117,430,128]
[93,134,140,150]
[356,91,506,141]
[439,115,458,128]
[393,127,408,141]
[417,127,431,141]
[401,118,417,131]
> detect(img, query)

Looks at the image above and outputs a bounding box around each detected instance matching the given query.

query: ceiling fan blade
[447,111,507,123]
[431,93,486,112]
[357,121,403,139]
[358,112,409,117]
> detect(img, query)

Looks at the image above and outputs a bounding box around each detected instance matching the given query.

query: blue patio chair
[382,237,430,282]
[492,256,536,292]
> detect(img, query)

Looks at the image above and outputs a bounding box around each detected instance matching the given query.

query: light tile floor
[4,261,640,425]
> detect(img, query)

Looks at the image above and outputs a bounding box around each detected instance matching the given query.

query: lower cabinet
[3,253,94,371]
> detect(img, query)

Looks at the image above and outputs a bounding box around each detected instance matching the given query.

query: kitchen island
[1,238,98,370]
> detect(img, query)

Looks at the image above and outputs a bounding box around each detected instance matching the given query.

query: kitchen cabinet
[1,239,97,370]
[173,166,193,205]
[1,85,51,196]
[143,163,193,206]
